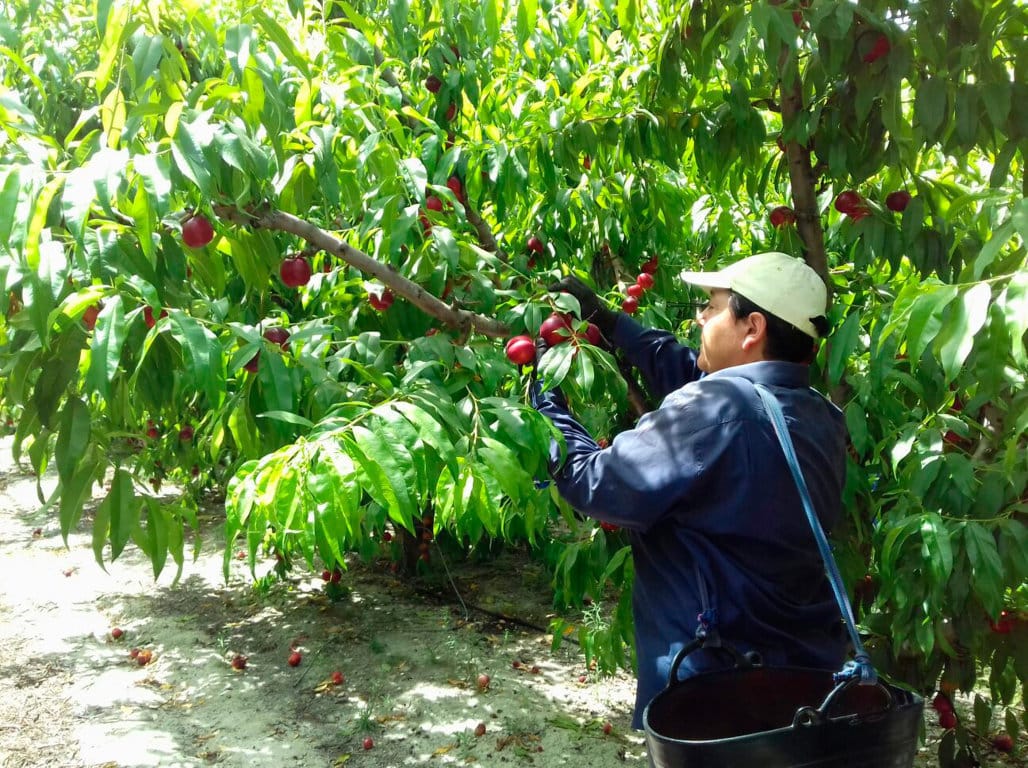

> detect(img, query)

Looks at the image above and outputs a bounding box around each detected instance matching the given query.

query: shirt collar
[704,360,812,388]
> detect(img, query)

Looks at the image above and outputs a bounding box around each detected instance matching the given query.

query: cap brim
[679,270,732,291]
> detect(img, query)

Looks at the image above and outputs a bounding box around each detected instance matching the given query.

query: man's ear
[740,312,768,353]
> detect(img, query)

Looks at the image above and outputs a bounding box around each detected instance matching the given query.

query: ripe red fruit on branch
[834,190,863,215]
[939,710,957,730]
[636,272,655,290]
[769,205,797,228]
[989,610,1014,633]
[244,353,259,373]
[178,425,194,442]
[993,734,1014,753]
[143,306,167,329]
[280,257,312,288]
[425,74,442,93]
[83,304,101,331]
[426,195,444,212]
[446,176,464,201]
[539,313,573,346]
[885,191,911,212]
[445,103,457,122]
[622,297,639,315]
[287,651,302,667]
[626,283,644,299]
[527,236,545,254]
[862,34,891,64]
[641,256,659,274]
[600,521,620,533]
[263,327,290,349]
[584,323,602,346]
[931,693,953,713]
[368,289,395,312]
[505,335,536,365]
[582,155,592,170]
[182,215,214,248]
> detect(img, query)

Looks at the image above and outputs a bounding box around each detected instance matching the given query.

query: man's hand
[548,275,618,337]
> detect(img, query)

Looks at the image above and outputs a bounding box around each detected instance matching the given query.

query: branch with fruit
[211,204,509,339]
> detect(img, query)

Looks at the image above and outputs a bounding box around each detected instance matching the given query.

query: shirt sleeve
[532,382,720,532]
[612,315,704,401]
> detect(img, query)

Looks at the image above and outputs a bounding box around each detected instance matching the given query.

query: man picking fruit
[532,251,849,729]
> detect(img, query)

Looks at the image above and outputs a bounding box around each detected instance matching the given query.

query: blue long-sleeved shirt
[532,315,849,728]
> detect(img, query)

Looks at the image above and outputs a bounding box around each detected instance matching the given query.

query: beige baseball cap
[679,251,828,338]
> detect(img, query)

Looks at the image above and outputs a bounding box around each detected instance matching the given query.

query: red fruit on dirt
[263,327,290,349]
[862,34,891,64]
[445,103,457,122]
[622,297,639,315]
[578,674,587,683]
[362,737,374,751]
[527,236,544,254]
[231,654,247,670]
[834,190,863,215]
[476,673,491,691]
[287,651,302,667]
[425,74,442,93]
[636,272,655,290]
[602,722,613,736]
[178,425,194,442]
[137,649,153,666]
[83,304,101,331]
[641,256,659,274]
[330,568,342,583]
[129,648,140,659]
[626,283,644,299]
[932,693,953,713]
[530,665,541,674]
[368,289,395,312]
[426,195,444,212]
[446,176,464,201]
[111,628,124,640]
[885,191,911,212]
[474,722,487,737]
[512,660,523,669]
[539,313,574,346]
[769,205,797,228]
[331,671,345,685]
[584,323,602,346]
[993,734,1014,753]
[243,353,259,373]
[182,215,214,248]
[280,257,312,288]
[939,710,957,730]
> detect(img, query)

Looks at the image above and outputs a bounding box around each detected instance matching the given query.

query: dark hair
[729,292,826,363]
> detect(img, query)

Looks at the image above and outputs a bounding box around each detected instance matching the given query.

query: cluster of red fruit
[834,188,911,222]
[504,312,602,366]
[622,255,659,315]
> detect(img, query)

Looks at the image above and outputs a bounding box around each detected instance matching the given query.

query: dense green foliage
[1,1,1026,762]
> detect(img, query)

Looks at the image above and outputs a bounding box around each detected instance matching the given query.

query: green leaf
[86,295,127,399]
[25,176,65,272]
[55,396,91,483]
[144,498,169,579]
[905,285,957,363]
[346,426,418,533]
[538,343,576,391]
[972,221,1014,279]
[58,457,98,542]
[257,410,314,428]
[963,522,1004,617]
[827,311,861,386]
[170,110,215,196]
[167,309,225,407]
[920,512,953,589]
[934,283,991,383]
[915,78,947,139]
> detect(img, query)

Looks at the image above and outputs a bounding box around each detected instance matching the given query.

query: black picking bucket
[643,649,923,768]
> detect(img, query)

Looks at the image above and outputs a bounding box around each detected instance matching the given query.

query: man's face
[695,289,754,373]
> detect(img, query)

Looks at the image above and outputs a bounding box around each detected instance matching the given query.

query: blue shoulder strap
[754,383,877,686]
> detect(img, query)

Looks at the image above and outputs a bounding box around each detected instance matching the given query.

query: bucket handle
[791,677,895,728]
[666,638,757,688]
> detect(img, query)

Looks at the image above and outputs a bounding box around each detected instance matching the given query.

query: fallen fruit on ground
[992,733,1014,753]
[474,722,486,737]
[331,671,344,685]
[362,737,374,750]
[111,628,123,640]
[603,722,613,735]
[476,673,491,691]
[181,214,214,248]
[231,654,247,670]
[288,651,302,667]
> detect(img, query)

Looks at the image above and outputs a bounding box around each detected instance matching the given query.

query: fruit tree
[0,1,1025,763]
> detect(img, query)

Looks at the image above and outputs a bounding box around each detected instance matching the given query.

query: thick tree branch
[213,205,510,339]
[778,51,829,287]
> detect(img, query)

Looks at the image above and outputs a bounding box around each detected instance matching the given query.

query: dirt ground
[0,436,1022,768]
